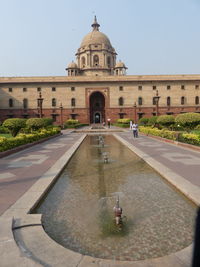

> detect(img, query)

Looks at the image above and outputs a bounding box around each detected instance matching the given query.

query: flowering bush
[0,127,61,152]
[139,126,176,140]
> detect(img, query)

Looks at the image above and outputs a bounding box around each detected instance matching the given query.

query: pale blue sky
[0,0,200,76]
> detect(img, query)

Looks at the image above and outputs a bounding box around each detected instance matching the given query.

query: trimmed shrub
[147,116,158,126]
[64,119,79,128]
[139,126,177,140]
[116,118,131,124]
[178,133,200,146]
[0,127,61,152]
[2,118,26,137]
[26,118,46,131]
[175,113,200,130]
[42,118,53,127]
[157,115,175,129]
[0,126,10,134]
[138,117,149,126]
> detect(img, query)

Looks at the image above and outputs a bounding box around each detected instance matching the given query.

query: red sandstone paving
[0,131,84,215]
[118,132,200,188]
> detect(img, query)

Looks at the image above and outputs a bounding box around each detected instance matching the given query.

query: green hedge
[175,113,200,130]
[2,118,27,137]
[139,126,177,140]
[0,127,61,152]
[139,126,200,146]
[178,133,200,146]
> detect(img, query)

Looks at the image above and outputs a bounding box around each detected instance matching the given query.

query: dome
[115,61,126,68]
[80,30,112,48]
[80,16,112,48]
[67,61,78,69]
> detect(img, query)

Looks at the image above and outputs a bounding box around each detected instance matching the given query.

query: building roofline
[1,74,200,84]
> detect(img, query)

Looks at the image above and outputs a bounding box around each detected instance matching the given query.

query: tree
[2,118,26,137]
[138,117,149,126]
[26,118,46,131]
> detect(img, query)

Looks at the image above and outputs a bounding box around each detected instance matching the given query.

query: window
[167,85,171,90]
[71,87,75,91]
[23,87,27,92]
[181,85,185,90]
[153,85,156,90]
[9,98,13,107]
[195,85,199,90]
[9,88,12,92]
[71,114,76,120]
[195,96,199,105]
[23,98,28,109]
[93,55,99,66]
[138,86,142,90]
[119,86,123,91]
[119,113,124,119]
[81,57,86,68]
[71,98,76,107]
[52,98,56,107]
[52,114,57,122]
[107,56,111,67]
[153,97,157,105]
[181,96,185,105]
[52,87,56,92]
[167,96,171,106]
[118,97,124,106]
[37,87,41,92]
[138,97,143,106]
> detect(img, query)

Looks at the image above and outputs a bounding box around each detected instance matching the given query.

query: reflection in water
[35,135,196,261]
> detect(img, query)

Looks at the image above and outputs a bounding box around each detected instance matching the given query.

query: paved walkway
[0,127,200,267]
[0,130,84,215]
[117,131,200,192]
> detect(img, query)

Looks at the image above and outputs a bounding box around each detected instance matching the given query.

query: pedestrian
[132,122,138,138]
[107,118,111,128]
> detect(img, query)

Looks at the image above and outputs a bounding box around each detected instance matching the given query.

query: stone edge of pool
[0,133,196,267]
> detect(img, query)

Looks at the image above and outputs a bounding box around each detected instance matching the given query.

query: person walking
[132,123,138,138]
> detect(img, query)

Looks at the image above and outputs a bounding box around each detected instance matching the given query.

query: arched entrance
[89,92,105,124]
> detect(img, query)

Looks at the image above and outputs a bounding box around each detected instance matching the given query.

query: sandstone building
[0,17,200,124]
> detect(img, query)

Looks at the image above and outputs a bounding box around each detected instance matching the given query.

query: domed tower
[66,16,127,76]
[114,61,127,76]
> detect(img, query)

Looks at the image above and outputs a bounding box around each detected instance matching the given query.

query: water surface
[36,135,196,261]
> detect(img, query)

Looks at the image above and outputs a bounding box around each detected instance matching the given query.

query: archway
[89,92,105,124]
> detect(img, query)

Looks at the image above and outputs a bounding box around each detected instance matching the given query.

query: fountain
[113,196,123,229]
[35,135,196,261]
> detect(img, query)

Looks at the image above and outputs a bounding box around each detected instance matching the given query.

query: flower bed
[0,128,60,152]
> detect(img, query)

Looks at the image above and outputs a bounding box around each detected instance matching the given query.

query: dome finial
[91,15,100,31]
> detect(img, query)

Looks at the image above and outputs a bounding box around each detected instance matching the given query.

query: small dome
[115,61,126,68]
[67,61,78,69]
[80,30,112,48]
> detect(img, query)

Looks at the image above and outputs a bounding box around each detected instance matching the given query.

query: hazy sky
[0,0,200,77]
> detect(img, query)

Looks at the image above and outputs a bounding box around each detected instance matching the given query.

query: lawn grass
[0,133,12,138]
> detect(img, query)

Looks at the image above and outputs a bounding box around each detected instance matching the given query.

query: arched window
[23,98,28,109]
[118,97,124,106]
[9,98,13,107]
[138,97,143,106]
[167,96,171,106]
[81,57,86,68]
[181,96,185,105]
[107,56,111,67]
[71,98,76,107]
[153,97,156,105]
[52,98,56,107]
[93,55,99,66]
[195,96,199,105]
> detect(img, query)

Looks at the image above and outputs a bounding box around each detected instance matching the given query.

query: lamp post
[60,102,63,128]
[134,102,137,123]
[154,90,160,116]
[37,92,44,118]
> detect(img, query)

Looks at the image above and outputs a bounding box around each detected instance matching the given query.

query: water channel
[35,135,196,261]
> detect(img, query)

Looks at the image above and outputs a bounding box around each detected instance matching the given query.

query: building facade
[0,17,200,124]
